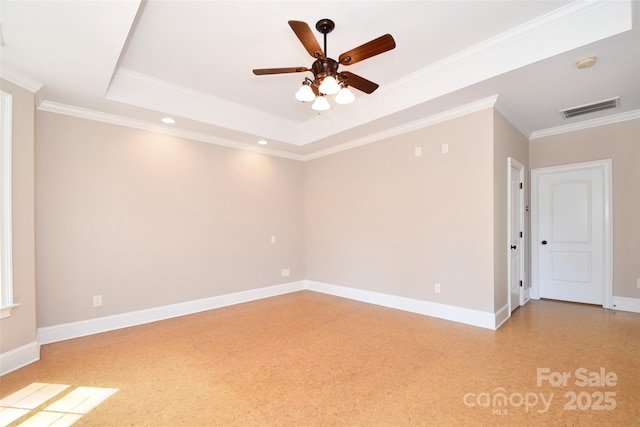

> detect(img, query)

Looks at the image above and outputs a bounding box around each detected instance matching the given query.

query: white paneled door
[531,160,612,306]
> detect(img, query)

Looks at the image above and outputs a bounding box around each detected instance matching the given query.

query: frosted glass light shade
[318,76,340,95]
[335,87,355,104]
[312,96,331,111]
[295,84,316,102]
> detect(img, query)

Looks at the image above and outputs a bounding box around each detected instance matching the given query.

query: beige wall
[4,91,635,352]
[35,112,306,327]
[529,119,640,299]
[493,111,530,310]
[305,109,498,313]
[0,79,37,354]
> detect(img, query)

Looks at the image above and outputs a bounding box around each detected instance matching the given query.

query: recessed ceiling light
[576,56,596,69]
[258,140,268,145]
[161,117,175,124]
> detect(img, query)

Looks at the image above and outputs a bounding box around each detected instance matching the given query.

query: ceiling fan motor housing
[312,58,339,81]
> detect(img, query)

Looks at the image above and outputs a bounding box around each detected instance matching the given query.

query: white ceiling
[1,0,639,159]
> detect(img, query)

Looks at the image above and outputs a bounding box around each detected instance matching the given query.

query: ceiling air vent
[560,97,619,119]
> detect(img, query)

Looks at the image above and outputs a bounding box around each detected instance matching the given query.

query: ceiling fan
[252,19,396,110]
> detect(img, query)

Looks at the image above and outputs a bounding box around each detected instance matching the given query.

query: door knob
[511,245,517,249]
[541,240,547,245]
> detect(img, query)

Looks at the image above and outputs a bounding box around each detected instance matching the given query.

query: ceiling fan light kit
[318,75,341,95]
[312,95,331,111]
[253,19,396,112]
[335,86,356,105]
[295,83,316,102]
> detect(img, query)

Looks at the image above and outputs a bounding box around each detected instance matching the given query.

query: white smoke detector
[576,56,597,69]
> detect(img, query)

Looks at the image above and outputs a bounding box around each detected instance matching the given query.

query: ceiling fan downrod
[315,18,335,58]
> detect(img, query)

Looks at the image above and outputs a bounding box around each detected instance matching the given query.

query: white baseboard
[0,341,40,376]
[38,281,305,345]
[494,304,510,329]
[305,280,499,330]
[611,296,640,313]
[19,281,637,376]
[33,278,519,353]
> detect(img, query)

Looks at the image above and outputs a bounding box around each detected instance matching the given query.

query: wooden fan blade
[288,20,324,59]
[339,71,379,94]
[253,67,309,75]
[339,34,396,65]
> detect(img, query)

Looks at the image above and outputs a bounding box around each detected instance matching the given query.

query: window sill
[0,303,21,319]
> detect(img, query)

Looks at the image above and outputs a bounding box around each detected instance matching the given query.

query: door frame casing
[507,157,525,314]
[530,159,613,308]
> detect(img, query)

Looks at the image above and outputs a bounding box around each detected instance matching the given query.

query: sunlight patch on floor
[0,383,118,427]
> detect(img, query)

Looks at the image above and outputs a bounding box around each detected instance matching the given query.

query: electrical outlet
[415,146,422,157]
[93,295,103,307]
[281,269,290,277]
[441,143,449,154]
[637,278,640,289]
[434,283,441,293]
[271,235,276,244]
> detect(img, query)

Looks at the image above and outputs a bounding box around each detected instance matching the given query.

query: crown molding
[36,97,638,161]
[303,96,499,161]
[529,109,640,140]
[493,98,531,138]
[0,64,44,93]
[38,97,501,163]
[38,101,305,161]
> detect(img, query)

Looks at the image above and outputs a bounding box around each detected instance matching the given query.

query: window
[0,90,16,318]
